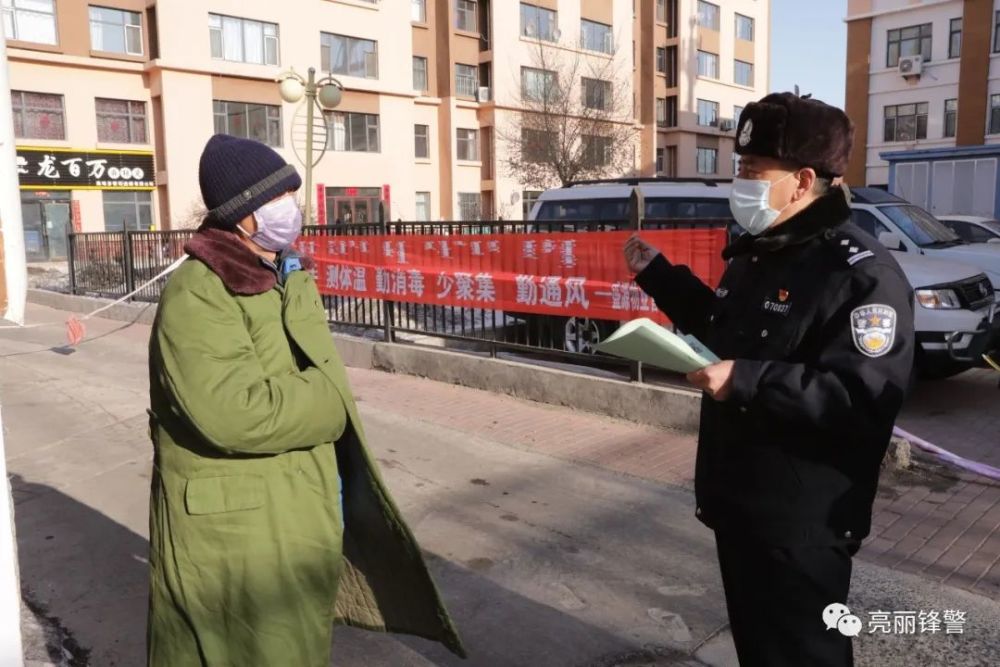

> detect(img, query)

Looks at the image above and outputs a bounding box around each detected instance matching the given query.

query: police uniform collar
[723,189,851,259]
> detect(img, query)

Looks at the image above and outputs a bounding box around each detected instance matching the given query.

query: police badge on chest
[761,288,792,316]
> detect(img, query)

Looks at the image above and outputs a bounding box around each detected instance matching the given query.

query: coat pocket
[184,475,265,516]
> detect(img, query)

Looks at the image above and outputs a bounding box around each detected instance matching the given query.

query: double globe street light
[276,67,343,227]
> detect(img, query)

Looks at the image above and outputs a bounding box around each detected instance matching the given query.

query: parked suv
[528,179,999,378]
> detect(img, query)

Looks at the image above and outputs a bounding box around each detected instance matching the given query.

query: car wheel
[563,317,612,354]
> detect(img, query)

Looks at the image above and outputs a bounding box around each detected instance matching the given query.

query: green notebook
[596,318,720,374]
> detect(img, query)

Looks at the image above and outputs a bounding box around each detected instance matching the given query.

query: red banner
[316,183,326,225]
[296,229,727,322]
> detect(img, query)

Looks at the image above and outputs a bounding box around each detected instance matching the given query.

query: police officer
[624,93,914,666]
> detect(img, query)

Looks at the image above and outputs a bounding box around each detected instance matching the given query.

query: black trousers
[715,531,859,667]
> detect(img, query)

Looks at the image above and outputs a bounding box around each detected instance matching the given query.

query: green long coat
[146,249,464,666]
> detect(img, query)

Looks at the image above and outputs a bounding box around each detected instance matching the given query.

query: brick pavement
[348,367,1000,600]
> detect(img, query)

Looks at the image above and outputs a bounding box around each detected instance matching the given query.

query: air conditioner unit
[899,55,923,78]
[719,119,735,132]
[477,86,491,102]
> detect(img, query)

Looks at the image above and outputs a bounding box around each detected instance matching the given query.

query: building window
[995,12,1000,53]
[697,51,719,79]
[96,98,147,143]
[696,147,717,174]
[456,63,478,97]
[990,95,1000,134]
[734,105,745,122]
[582,135,611,167]
[103,191,152,232]
[580,19,612,54]
[412,0,426,23]
[656,0,666,23]
[413,56,428,92]
[521,67,556,103]
[666,46,678,87]
[321,33,378,79]
[458,192,480,220]
[582,77,611,111]
[328,111,380,152]
[883,102,928,142]
[735,60,754,87]
[944,99,957,138]
[697,1,720,31]
[736,13,754,41]
[415,191,431,221]
[455,0,477,32]
[414,124,429,158]
[656,47,666,73]
[656,147,664,173]
[949,17,961,59]
[521,3,557,41]
[656,98,666,127]
[887,23,931,67]
[522,190,541,219]
[697,99,719,126]
[2,0,56,45]
[209,14,279,66]
[11,90,64,140]
[89,6,143,55]
[521,128,552,163]
[665,95,678,127]
[214,100,282,147]
[457,128,479,161]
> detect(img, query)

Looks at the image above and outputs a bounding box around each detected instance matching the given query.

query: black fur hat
[734,93,854,178]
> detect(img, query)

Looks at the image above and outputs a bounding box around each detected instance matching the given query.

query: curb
[28,289,702,433]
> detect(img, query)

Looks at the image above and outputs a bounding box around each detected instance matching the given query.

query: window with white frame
[415,192,431,221]
[735,14,754,41]
[455,63,478,97]
[580,19,612,54]
[521,3,557,41]
[209,14,279,66]
[521,66,556,103]
[887,23,931,67]
[656,97,666,127]
[656,47,666,72]
[413,56,428,92]
[944,99,957,138]
[582,77,610,111]
[697,1,720,30]
[89,6,142,55]
[458,192,481,220]
[697,99,719,126]
[456,0,477,32]
[414,124,429,158]
[328,111,380,152]
[883,102,928,142]
[735,60,754,86]
[522,190,541,219]
[2,0,57,45]
[321,32,378,79]
[456,128,479,161]
[103,191,152,231]
[696,147,717,174]
[412,0,426,23]
[214,100,282,147]
[11,90,65,139]
[96,98,148,143]
[697,50,718,79]
[582,134,611,167]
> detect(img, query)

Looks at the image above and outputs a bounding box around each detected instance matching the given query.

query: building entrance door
[332,197,378,224]
[21,194,71,262]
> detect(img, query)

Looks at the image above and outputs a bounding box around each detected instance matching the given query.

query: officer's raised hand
[686,361,735,401]
[624,234,660,274]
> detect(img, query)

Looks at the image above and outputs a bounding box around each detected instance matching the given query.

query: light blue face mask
[728,172,797,236]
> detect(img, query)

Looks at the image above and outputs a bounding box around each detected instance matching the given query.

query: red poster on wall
[296,229,727,322]
[70,200,82,232]
[315,183,326,225]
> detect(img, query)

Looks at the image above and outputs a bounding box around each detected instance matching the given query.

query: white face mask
[728,172,797,236]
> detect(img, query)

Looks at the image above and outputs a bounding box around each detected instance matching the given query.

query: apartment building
[4,0,770,263]
[846,0,1000,216]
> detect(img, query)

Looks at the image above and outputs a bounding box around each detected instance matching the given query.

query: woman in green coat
[146,135,464,666]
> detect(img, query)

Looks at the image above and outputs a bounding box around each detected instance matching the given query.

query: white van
[529,179,1000,378]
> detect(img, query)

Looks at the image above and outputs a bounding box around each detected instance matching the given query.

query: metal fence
[67,216,731,373]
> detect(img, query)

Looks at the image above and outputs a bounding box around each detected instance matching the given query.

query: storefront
[15,146,156,262]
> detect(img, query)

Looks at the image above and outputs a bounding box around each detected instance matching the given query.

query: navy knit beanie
[198,134,302,228]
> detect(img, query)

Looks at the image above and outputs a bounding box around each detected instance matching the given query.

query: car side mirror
[878,231,905,251]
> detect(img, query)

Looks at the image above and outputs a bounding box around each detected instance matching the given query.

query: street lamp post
[276,67,343,226]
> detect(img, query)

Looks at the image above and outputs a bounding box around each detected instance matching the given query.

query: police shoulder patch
[851,304,897,358]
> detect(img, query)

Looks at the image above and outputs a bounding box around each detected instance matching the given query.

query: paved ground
[2,303,999,666]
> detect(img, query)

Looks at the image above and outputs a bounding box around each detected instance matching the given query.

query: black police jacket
[635,190,915,545]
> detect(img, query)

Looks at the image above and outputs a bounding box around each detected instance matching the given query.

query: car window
[880,205,961,247]
[850,209,892,239]
[940,219,975,241]
[967,224,999,243]
[536,197,734,223]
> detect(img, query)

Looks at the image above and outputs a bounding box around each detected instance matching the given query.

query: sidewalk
[2,303,999,666]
